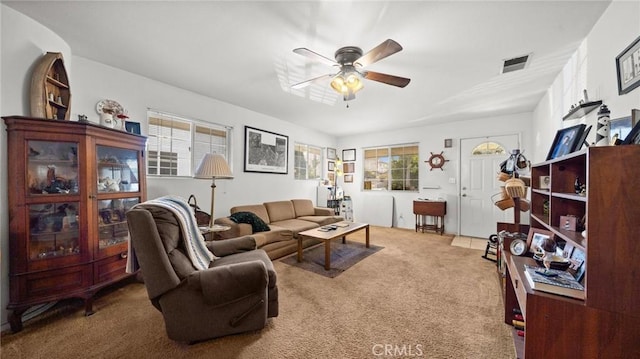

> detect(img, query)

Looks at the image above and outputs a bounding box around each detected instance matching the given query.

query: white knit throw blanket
[129,196,215,271]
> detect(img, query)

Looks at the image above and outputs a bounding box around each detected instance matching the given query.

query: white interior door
[459,135,519,238]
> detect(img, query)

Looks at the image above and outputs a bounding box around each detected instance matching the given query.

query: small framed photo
[546,124,587,160]
[125,121,141,135]
[569,247,586,283]
[616,35,640,95]
[328,172,335,185]
[327,147,337,160]
[344,174,353,183]
[343,162,354,174]
[342,148,356,162]
[328,161,335,171]
[622,119,640,145]
[526,228,555,254]
[610,116,634,144]
[444,138,453,148]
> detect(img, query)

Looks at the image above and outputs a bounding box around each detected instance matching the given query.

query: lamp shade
[194,154,233,179]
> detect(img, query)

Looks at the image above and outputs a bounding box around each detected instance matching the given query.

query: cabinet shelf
[30,52,72,120]
[46,75,69,89]
[3,116,147,333]
[505,146,640,358]
[562,100,602,121]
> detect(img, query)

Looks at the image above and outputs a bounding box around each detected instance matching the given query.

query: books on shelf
[523,265,585,300]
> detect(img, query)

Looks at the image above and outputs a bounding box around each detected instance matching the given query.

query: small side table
[413,200,446,235]
[200,224,231,241]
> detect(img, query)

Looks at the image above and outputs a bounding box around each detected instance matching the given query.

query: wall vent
[501,54,530,73]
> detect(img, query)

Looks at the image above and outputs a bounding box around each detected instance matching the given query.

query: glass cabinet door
[98,198,139,250]
[29,202,80,260]
[27,140,79,195]
[96,146,140,193]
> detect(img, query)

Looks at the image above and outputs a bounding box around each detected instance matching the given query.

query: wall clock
[426,151,448,171]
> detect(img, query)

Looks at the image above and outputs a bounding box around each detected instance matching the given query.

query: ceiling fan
[291,39,411,101]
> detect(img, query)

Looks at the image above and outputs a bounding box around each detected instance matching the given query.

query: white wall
[1,4,73,332]
[70,56,336,215]
[336,112,532,232]
[532,1,640,162]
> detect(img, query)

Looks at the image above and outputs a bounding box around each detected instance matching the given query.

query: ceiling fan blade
[291,73,334,89]
[363,71,411,88]
[293,48,338,67]
[356,39,403,68]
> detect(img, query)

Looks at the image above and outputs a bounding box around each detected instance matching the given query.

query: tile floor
[450,236,489,251]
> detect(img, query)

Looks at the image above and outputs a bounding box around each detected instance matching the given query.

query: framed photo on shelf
[610,116,634,144]
[546,124,587,160]
[244,126,288,174]
[615,35,640,95]
[125,121,141,135]
[569,247,586,283]
[327,147,337,160]
[344,174,354,183]
[328,161,335,171]
[342,148,356,162]
[526,228,555,254]
[622,119,640,145]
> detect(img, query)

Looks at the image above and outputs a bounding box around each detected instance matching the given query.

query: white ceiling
[5,1,611,136]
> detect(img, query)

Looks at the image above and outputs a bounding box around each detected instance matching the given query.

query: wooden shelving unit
[503,146,640,358]
[30,52,72,120]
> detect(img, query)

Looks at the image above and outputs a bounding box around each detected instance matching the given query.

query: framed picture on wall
[616,35,640,95]
[244,126,288,174]
[343,162,354,174]
[344,174,354,183]
[328,161,335,171]
[342,148,356,162]
[327,147,337,160]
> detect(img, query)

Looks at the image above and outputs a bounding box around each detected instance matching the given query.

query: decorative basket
[497,172,511,182]
[492,193,514,210]
[504,178,527,198]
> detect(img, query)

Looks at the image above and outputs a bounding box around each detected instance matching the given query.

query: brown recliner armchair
[126,205,278,343]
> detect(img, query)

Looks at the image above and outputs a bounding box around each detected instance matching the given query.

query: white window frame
[294,142,323,180]
[146,109,232,177]
[363,143,419,192]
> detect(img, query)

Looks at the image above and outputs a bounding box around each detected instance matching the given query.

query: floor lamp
[194,154,233,228]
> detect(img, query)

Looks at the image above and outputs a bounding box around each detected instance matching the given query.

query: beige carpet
[0,227,515,359]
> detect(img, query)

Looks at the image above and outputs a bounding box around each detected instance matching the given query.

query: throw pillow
[229,211,270,233]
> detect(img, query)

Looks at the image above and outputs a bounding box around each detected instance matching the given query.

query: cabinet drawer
[509,256,528,319]
[94,252,129,284]
[11,264,92,302]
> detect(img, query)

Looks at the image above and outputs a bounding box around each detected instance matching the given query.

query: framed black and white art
[244,126,288,174]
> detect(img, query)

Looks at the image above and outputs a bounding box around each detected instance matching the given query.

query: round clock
[510,239,527,256]
[426,151,448,171]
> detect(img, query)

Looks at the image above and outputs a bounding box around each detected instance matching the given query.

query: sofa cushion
[229,211,270,233]
[231,204,270,224]
[270,218,319,235]
[252,225,294,247]
[264,201,296,222]
[297,215,341,226]
[291,199,315,217]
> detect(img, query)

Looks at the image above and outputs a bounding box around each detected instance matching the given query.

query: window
[363,144,419,191]
[147,110,231,177]
[294,143,322,180]
[471,141,506,155]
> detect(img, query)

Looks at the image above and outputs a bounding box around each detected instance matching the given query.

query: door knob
[462,194,467,197]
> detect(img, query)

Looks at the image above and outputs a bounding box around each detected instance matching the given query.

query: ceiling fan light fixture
[330,68,363,97]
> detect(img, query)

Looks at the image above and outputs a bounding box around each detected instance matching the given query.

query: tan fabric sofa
[214,199,343,259]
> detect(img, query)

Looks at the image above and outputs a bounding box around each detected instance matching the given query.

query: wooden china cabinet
[3,116,147,332]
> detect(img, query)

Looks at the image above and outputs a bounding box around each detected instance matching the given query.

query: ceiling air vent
[501,54,530,74]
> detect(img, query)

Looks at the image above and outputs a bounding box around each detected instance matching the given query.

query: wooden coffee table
[297,222,370,270]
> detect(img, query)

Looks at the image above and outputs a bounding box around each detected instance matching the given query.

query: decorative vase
[100,113,114,128]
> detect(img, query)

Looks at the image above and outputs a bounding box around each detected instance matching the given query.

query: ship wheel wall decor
[426,151,448,170]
